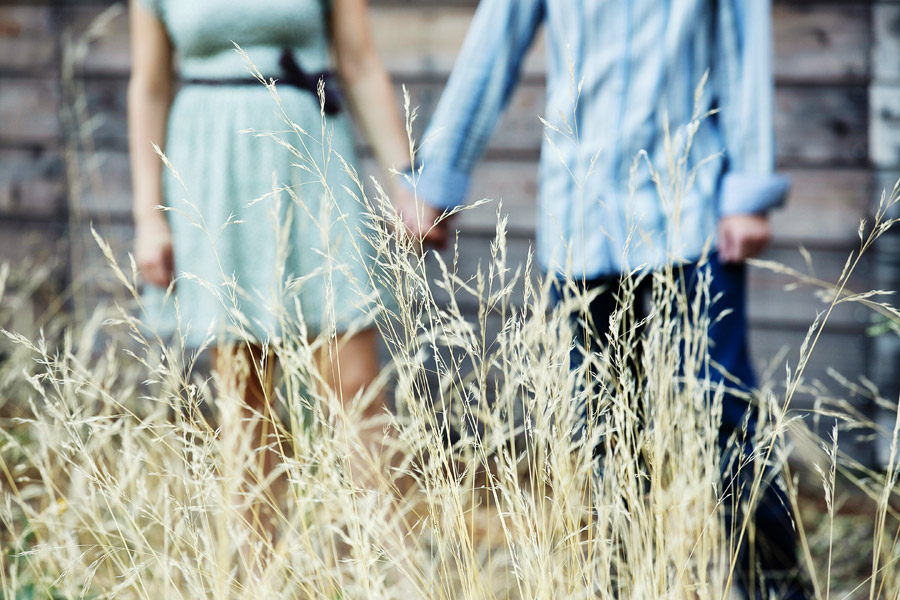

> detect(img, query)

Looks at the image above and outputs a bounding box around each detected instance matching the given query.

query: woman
[128,0,423,552]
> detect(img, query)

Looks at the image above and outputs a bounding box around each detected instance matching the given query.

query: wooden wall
[871,0,900,466]
[0,1,892,458]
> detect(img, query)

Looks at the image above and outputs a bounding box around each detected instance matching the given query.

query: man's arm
[128,0,175,287]
[716,0,789,262]
[408,0,545,235]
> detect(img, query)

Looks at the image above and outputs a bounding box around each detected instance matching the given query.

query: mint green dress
[140,0,377,345]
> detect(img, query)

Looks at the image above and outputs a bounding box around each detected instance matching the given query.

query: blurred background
[0,0,898,465]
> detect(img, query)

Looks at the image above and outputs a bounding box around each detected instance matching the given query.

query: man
[400,1,809,598]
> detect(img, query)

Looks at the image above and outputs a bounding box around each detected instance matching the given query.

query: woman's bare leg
[316,327,422,593]
[315,327,385,488]
[214,343,283,570]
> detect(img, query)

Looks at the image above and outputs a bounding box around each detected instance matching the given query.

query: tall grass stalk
[1,34,899,599]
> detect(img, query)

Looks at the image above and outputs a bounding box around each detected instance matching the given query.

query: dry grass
[2,20,900,599]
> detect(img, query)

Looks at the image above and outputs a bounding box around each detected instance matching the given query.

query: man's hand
[392,183,449,250]
[135,212,174,287]
[717,214,771,263]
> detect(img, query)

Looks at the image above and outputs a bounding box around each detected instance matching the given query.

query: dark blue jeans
[552,253,809,599]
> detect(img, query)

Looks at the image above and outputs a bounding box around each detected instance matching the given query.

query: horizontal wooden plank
[376,4,871,83]
[0,78,59,143]
[75,147,873,248]
[775,85,868,166]
[747,245,873,330]
[771,169,872,243]
[871,334,900,391]
[0,6,56,72]
[871,83,900,168]
[448,165,871,245]
[68,150,132,219]
[69,220,136,296]
[57,4,130,76]
[772,5,870,83]
[0,76,127,147]
[750,327,868,410]
[58,5,533,78]
[370,7,545,79]
[81,76,128,145]
[874,170,900,211]
[874,4,900,83]
[358,157,538,233]
[0,148,66,217]
[0,220,65,267]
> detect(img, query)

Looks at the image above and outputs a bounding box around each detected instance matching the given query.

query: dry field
[1,47,899,599]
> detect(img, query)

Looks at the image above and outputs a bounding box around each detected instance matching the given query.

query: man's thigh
[675,253,757,433]
[549,273,636,367]
[550,254,756,394]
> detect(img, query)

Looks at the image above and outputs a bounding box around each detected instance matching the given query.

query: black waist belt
[182,48,343,116]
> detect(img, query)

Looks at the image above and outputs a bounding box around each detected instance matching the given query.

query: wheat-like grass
[2,19,900,599]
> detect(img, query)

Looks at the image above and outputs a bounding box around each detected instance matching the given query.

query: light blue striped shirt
[414,0,789,278]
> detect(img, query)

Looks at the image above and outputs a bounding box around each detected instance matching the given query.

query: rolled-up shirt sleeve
[716,0,790,216]
[413,0,546,210]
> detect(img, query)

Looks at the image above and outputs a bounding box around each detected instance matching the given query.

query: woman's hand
[135,213,174,287]
[391,182,449,250]
[129,0,174,288]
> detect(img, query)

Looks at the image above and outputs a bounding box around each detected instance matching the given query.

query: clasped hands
[391,183,450,250]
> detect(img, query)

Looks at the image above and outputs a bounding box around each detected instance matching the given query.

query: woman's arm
[128,0,175,286]
[330,0,408,176]
[330,0,446,246]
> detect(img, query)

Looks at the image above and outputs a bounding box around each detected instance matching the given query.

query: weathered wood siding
[0,1,891,456]
[871,0,900,466]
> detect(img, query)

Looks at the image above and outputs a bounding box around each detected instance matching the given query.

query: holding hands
[391,182,449,250]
